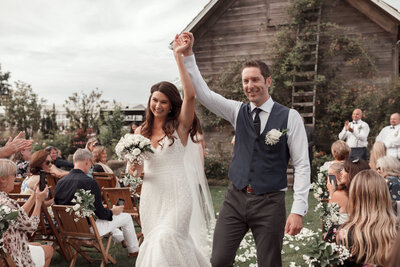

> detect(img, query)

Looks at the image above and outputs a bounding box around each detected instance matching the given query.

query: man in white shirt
[338,108,370,160]
[180,32,310,267]
[376,113,400,159]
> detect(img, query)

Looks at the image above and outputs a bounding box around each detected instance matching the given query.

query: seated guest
[0,159,53,267]
[326,162,349,223]
[92,146,113,174]
[45,146,73,170]
[321,140,350,170]
[376,155,400,201]
[369,141,386,171]
[85,137,99,152]
[325,170,397,266]
[54,149,139,257]
[11,148,32,178]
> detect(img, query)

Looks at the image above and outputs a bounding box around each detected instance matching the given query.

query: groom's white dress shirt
[184,54,310,216]
[338,120,369,148]
[376,124,400,159]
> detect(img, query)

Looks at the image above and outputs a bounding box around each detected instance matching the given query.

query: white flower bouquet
[121,173,143,198]
[115,134,153,165]
[65,189,96,222]
[265,128,289,145]
[0,204,18,254]
[283,227,351,267]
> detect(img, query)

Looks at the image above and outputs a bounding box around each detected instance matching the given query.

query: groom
[180,32,310,266]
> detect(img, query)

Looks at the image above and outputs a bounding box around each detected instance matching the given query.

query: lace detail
[137,135,210,267]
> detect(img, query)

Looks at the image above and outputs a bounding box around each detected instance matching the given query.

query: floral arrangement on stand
[65,189,96,222]
[121,172,143,199]
[283,227,351,267]
[0,204,18,254]
[115,134,153,165]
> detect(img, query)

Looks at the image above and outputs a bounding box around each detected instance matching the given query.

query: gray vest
[229,102,290,194]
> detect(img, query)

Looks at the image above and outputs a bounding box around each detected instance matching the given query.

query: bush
[204,156,230,180]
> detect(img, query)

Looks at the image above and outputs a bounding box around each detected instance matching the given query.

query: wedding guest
[45,146,73,170]
[54,149,139,257]
[183,31,310,266]
[85,137,99,152]
[321,140,350,170]
[0,159,53,267]
[369,141,386,170]
[338,108,370,160]
[130,122,141,134]
[325,170,397,266]
[0,132,33,159]
[387,229,400,267]
[92,146,114,174]
[376,113,400,160]
[326,162,349,223]
[11,148,31,178]
[376,155,400,201]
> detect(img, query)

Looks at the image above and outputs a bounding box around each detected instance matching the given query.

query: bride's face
[150,91,171,118]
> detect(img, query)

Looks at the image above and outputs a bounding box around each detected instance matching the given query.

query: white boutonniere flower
[358,125,362,131]
[395,129,399,137]
[265,128,289,145]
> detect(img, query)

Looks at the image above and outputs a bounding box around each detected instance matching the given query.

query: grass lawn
[49,185,320,266]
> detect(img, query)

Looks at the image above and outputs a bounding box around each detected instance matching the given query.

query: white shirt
[184,54,310,216]
[338,120,369,148]
[376,124,400,159]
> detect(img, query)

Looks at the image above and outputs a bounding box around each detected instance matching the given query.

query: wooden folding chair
[8,194,70,261]
[52,205,116,267]
[46,173,61,197]
[92,172,117,189]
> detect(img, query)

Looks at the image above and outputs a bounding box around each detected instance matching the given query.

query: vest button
[256,138,260,142]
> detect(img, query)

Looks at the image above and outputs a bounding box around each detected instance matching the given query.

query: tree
[41,103,58,139]
[0,64,12,106]
[5,81,44,138]
[63,88,108,132]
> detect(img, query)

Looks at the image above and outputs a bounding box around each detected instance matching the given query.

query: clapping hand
[1,132,33,158]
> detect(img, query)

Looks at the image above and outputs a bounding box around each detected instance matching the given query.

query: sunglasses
[376,167,381,171]
[45,160,52,166]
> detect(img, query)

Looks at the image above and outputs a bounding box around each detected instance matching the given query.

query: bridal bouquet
[0,204,19,254]
[115,134,153,165]
[66,189,96,222]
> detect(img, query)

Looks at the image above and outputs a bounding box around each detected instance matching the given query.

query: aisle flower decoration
[121,172,143,198]
[66,189,96,222]
[0,204,18,254]
[283,227,351,267]
[115,134,153,165]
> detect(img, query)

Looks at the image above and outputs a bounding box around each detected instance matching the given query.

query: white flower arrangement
[283,227,351,266]
[0,204,18,254]
[265,129,289,146]
[65,189,96,222]
[115,134,153,165]
[121,172,143,198]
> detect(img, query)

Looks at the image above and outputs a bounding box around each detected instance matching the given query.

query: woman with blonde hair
[369,141,386,170]
[92,146,113,174]
[321,140,351,170]
[326,169,397,266]
[0,159,53,267]
[376,155,400,201]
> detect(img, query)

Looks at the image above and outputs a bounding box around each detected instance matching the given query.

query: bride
[133,33,214,266]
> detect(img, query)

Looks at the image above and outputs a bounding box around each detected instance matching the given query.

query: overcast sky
[1,0,399,106]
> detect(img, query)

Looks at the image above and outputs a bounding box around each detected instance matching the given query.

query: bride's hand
[129,161,144,177]
[173,34,191,56]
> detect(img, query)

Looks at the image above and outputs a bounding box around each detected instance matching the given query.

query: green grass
[49,186,320,266]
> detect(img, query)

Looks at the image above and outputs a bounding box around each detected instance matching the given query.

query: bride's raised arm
[173,33,195,143]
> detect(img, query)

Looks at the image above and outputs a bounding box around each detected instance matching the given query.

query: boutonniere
[358,125,362,131]
[265,129,289,145]
[395,129,399,137]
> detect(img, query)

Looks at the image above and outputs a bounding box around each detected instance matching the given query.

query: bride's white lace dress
[135,134,211,267]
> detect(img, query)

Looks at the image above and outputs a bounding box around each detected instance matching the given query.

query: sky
[1,0,400,107]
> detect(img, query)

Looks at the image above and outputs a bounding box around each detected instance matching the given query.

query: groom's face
[242,67,271,107]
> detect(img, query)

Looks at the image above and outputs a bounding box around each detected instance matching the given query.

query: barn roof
[180,0,400,37]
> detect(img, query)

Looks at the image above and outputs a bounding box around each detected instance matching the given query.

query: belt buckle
[246,185,254,194]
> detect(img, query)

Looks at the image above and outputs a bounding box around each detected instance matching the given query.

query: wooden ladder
[291,4,322,128]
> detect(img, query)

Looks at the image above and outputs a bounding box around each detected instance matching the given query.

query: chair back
[46,173,61,197]
[102,188,137,214]
[92,172,116,189]
[10,182,22,194]
[52,205,97,239]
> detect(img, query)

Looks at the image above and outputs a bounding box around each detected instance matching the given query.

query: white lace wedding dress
[135,134,212,267]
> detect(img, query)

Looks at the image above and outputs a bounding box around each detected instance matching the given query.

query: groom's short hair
[242,60,270,82]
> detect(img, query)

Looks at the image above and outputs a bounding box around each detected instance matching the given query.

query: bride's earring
[169,109,172,113]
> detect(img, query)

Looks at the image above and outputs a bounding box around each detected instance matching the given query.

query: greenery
[40,104,58,139]
[0,65,11,106]
[0,204,19,255]
[4,81,44,138]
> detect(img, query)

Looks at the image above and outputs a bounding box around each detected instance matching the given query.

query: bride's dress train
[136,134,213,267]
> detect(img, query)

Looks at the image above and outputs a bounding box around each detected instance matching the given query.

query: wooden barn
[180,0,400,159]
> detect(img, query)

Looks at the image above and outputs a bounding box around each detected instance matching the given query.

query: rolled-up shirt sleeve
[287,110,311,216]
[184,54,241,128]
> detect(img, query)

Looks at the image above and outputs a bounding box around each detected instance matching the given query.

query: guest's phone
[328,174,337,189]
[39,170,47,191]
[116,198,125,206]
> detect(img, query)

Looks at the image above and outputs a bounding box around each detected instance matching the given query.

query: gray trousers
[211,184,286,267]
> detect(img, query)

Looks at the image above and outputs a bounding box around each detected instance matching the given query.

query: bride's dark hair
[141,81,201,146]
